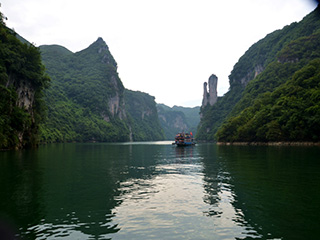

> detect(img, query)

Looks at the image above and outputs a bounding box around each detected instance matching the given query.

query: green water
[0,142,319,239]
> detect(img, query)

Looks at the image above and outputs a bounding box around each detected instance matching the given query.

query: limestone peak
[202,74,218,108]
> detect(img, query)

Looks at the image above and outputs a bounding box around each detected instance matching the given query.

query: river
[0,142,319,239]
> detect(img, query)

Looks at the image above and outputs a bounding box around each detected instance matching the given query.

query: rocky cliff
[74,37,127,121]
[0,12,50,149]
[202,74,218,108]
[95,38,127,121]
[125,90,165,141]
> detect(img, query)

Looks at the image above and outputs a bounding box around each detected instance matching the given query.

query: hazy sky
[1,0,318,107]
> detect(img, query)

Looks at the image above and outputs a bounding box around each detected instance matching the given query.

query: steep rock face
[158,111,188,131]
[77,37,127,121]
[6,76,35,115]
[124,89,164,141]
[97,37,117,67]
[96,38,127,121]
[4,75,37,148]
[202,74,218,108]
[158,110,187,139]
[173,115,187,129]
[157,104,200,140]
[106,75,126,121]
[91,38,126,120]
[107,93,120,119]
[16,82,35,112]
[232,64,264,86]
[0,13,49,149]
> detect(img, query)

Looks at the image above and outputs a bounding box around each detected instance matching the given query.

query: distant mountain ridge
[157,104,200,139]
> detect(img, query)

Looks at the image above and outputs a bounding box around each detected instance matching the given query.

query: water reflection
[0,144,131,239]
[216,145,320,239]
[112,144,206,240]
[0,143,259,239]
[33,143,173,239]
[1,143,319,239]
[199,144,260,239]
[0,149,45,239]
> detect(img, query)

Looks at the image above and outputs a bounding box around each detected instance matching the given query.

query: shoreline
[216,142,320,146]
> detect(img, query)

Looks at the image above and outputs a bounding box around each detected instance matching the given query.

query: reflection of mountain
[0,151,45,239]
[39,144,166,239]
[39,144,123,237]
[4,143,318,239]
[216,145,320,239]
[199,145,223,216]
[199,144,260,239]
[0,143,168,239]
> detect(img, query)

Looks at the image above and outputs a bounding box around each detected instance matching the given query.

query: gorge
[1,5,320,149]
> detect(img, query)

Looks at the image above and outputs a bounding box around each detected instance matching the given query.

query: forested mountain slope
[40,38,164,142]
[0,11,50,149]
[197,5,320,143]
[125,90,164,141]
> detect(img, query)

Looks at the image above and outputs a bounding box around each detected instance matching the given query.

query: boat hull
[173,141,196,146]
[176,142,196,147]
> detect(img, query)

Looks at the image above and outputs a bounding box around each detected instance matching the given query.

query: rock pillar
[202,74,218,107]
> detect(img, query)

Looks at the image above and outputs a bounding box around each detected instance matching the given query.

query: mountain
[157,104,200,139]
[125,90,165,141]
[197,6,320,143]
[40,38,164,142]
[0,12,50,149]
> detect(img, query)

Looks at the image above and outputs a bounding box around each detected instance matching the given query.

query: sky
[1,0,318,107]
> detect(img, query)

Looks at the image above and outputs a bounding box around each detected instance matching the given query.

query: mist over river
[1,142,319,239]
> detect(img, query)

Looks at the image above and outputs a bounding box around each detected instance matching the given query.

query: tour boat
[173,132,196,146]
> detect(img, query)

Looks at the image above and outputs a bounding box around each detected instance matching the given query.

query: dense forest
[39,40,129,142]
[0,13,194,148]
[0,11,50,149]
[197,6,320,143]
[39,39,164,143]
[125,90,165,141]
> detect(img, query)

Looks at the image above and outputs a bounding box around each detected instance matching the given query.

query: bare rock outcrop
[202,74,218,107]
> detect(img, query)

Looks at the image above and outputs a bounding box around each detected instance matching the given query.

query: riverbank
[217,142,320,146]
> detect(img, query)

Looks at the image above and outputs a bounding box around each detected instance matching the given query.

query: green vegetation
[172,105,200,132]
[125,90,165,141]
[39,39,164,143]
[0,11,50,149]
[198,6,320,143]
[229,6,320,89]
[157,104,200,139]
[216,57,320,142]
[39,40,130,143]
[196,86,244,141]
